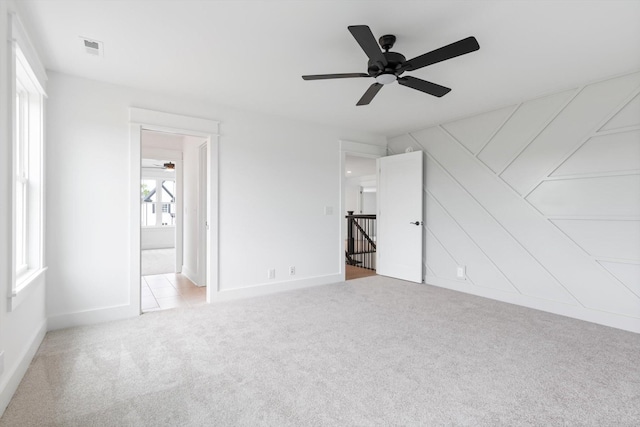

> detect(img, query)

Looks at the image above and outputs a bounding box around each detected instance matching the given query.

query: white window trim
[9,10,47,310]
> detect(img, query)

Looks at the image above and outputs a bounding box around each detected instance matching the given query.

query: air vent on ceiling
[80,37,103,57]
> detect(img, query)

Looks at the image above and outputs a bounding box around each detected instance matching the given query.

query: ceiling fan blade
[400,36,479,72]
[356,83,383,106]
[348,25,388,67]
[398,76,451,97]
[302,73,370,80]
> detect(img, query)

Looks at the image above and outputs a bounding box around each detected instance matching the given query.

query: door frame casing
[339,140,387,281]
[129,108,219,313]
[198,142,208,288]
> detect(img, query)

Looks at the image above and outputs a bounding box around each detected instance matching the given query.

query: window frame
[9,12,48,305]
[15,80,29,277]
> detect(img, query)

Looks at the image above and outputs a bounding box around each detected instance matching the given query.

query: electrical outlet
[324,206,333,215]
[456,265,466,280]
[289,266,295,276]
[268,269,275,279]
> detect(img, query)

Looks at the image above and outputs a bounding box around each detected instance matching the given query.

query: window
[11,33,46,291]
[141,178,176,227]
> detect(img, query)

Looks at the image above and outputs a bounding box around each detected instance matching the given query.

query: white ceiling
[18,0,640,136]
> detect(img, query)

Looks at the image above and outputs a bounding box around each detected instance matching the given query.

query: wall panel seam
[595,257,640,265]
[595,124,640,136]
[543,170,640,181]
[425,226,478,288]
[497,87,583,177]
[425,188,521,294]
[476,103,521,159]
[437,125,475,157]
[534,86,640,197]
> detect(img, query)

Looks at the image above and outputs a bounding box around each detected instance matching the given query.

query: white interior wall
[344,174,377,214]
[388,71,640,333]
[45,71,385,327]
[0,0,48,414]
[344,179,361,215]
[140,228,175,250]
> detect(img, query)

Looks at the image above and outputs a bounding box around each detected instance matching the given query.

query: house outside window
[141,178,176,227]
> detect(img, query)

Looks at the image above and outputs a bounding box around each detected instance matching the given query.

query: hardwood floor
[345,264,377,280]
[141,273,206,312]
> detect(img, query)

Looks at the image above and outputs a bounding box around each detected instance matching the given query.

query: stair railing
[345,211,377,270]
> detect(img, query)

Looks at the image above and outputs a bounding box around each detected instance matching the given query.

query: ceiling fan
[147,162,175,171]
[302,25,479,106]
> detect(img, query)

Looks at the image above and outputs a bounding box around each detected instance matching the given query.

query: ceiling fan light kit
[302,25,480,106]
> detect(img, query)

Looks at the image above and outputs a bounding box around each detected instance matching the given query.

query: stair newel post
[347,211,355,256]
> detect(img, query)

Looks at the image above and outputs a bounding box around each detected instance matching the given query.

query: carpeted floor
[2,276,639,426]
[141,248,175,276]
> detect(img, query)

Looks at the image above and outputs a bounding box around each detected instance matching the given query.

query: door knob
[410,221,422,226]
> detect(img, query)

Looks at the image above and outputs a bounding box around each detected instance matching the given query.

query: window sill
[141,226,176,229]
[10,266,47,312]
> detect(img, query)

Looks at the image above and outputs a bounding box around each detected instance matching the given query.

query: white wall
[388,71,640,333]
[45,71,385,327]
[140,228,174,250]
[345,175,376,214]
[0,0,48,414]
[344,178,361,215]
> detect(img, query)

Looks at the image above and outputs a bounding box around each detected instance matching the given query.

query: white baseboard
[0,319,47,416]
[47,304,137,331]
[425,275,640,334]
[181,265,202,287]
[212,273,343,302]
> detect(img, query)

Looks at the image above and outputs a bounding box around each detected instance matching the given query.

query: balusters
[345,212,377,270]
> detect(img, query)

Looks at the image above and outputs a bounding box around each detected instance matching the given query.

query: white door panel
[377,151,423,283]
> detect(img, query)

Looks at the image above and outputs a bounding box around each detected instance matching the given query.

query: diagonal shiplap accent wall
[388,71,640,332]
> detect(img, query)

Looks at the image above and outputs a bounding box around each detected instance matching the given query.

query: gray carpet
[2,276,639,426]
[141,248,175,276]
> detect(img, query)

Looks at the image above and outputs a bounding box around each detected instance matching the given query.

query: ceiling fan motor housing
[367,51,406,77]
[378,34,396,51]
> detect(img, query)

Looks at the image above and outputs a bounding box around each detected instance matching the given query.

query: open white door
[376,151,423,283]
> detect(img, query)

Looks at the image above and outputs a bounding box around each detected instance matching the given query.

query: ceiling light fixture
[375,73,396,85]
[164,162,175,171]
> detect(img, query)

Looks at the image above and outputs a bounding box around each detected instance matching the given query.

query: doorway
[139,130,207,312]
[129,108,219,315]
[341,146,385,281]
